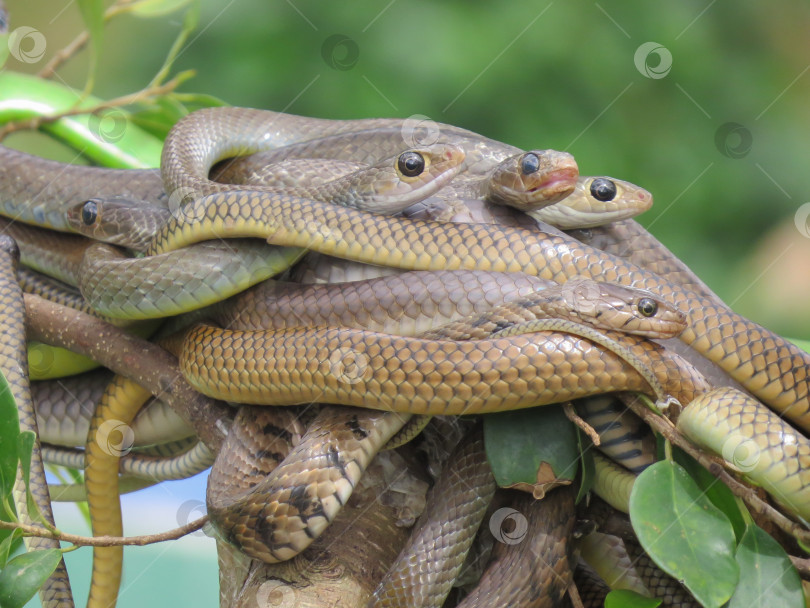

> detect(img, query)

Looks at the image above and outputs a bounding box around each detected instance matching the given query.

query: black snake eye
[638,297,658,317]
[398,151,425,177]
[520,153,540,175]
[81,200,99,226]
[590,178,618,202]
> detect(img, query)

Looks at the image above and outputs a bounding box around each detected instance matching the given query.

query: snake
[12,141,473,320]
[44,439,214,481]
[368,425,496,608]
[0,235,74,607]
[567,218,722,303]
[85,374,152,608]
[577,530,700,607]
[178,141,469,215]
[3,110,800,608]
[292,175,650,285]
[400,174,653,230]
[203,277,700,566]
[32,369,194,448]
[137,184,810,432]
[574,395,656,474]
[677,386,810,522]
[457,487,577,608]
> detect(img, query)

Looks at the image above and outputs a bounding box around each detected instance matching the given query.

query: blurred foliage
[3,0,810,338]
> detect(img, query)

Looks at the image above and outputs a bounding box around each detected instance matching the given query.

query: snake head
[528,176,653,230]
[487,150,579,211]
[350,143,466,213]
[561,278,687,339]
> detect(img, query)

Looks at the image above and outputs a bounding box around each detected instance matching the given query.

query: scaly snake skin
[0,235,74,607]
[202,277,701,565]
[141,187,810,432]
[2,107,807,608]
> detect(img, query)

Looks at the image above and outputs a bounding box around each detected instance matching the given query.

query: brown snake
[201,276,705,568]
[4,107,805,608]
[138,188,810,431]
[0,236,74,607]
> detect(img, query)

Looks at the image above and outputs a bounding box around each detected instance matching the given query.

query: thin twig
[790,555,810,581]
[0,71,193,140]
[568,581,586,608]
[564,402,600,446]
[623,394,810,545]
[37,0,138,79]
[0,515,207,546]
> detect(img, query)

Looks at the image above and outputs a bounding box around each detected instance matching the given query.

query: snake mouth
[527,166,579,197]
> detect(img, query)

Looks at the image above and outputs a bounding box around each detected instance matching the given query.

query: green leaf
[16,432,43,526]
[174,92,229,109]
[0,528,22,568]
[729,524,804,608]
[46,465,90,527]
[629,460,738,608]
[148,3,200,87]
[76,0,105,93]
[575,429,595,504]
[484,406,579,497]
[0,370,20,502]
[0,369,19,554]
[605,589,662,608]
[0,549,63,608]
[672,446,747,542]
[130,97,189,139]
[129,0,196,17]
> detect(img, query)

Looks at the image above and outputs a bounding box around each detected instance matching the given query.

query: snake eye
[81,200,99,226]
[520,153,540,175]
[637,297,657,317]
[590,178,618,202]
[398,151,425,177]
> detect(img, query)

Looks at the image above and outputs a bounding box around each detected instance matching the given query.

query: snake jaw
[488,149,580,210]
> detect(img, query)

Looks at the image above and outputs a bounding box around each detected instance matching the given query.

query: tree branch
[790,555,810,581]
[24,294,232,452]
[0,515,208,546]
[623,394,810,545]
[0,71,193,140]
[37,0,138,79]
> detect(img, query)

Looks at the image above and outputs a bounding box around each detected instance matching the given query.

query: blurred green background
[2,0,809,605]
[5,0,810,337]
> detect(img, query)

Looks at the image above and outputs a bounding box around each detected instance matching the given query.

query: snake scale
[1,106,806,608]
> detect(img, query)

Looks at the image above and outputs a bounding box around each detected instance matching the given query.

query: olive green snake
[2,107,808,608]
